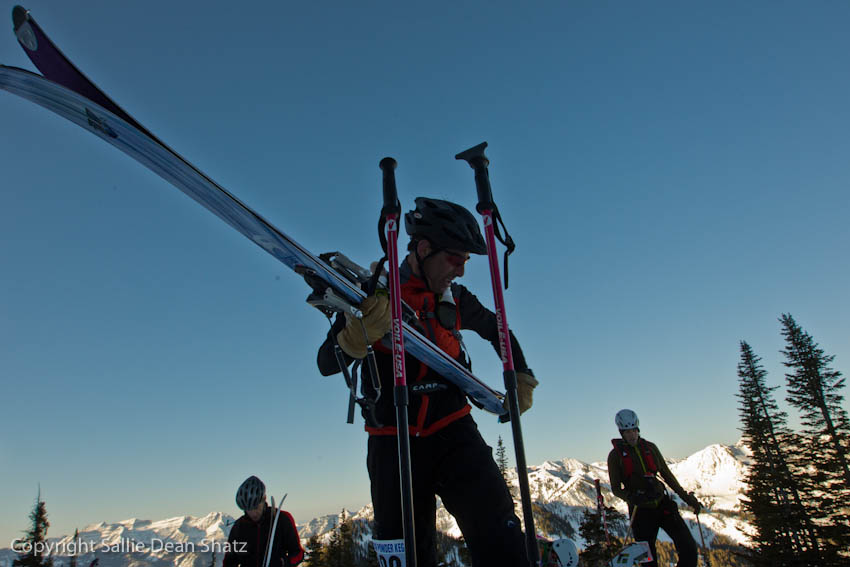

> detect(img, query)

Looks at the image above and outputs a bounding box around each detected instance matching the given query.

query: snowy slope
[0,513,234,567]
[0,442,752,566]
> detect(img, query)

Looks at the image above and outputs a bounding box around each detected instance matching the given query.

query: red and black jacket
[317,261,529,437]
[223,505,304,567]
[607,437,689,510]
[613,438,659,479]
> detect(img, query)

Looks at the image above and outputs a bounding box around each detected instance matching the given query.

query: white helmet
[615,409,639,431]
[550,538,579,566]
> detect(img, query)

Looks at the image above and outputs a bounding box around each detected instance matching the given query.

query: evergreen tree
[495,435,517,499]
[304,534,326,567]
[324,510,356,567]
[736,340,822,566]
[781,314,850,485]
[325,525,341,567]
[434,531,466,567]
[496,435,509,479]
[364,537,380,567]
[780,314,850,563]
[13,489,54,567]
[577,505,624,566]
[69,529,79,567]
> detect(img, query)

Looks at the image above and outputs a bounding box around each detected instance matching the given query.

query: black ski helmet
[404,197,487,255]
[236,476,266,511]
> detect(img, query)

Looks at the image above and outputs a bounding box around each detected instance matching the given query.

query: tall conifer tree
[495,435,509,479]
[736,341,821,566]
[69,529,79,567]
[780,314,850,563]
[13,489,54,567]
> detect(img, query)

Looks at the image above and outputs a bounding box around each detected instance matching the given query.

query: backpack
[611,438,667,507]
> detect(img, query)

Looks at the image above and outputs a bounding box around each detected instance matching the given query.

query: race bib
[372,538,405,567]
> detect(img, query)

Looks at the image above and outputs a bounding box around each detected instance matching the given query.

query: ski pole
[455,142,538,566]
[626,506,637,543]
[595,479,611,546]
[378,157,417,567]
[695,512,712,567]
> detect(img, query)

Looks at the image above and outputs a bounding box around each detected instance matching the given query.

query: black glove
[685,492,702,514]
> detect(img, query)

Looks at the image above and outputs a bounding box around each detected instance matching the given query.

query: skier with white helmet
[607,410,702,567]
[224,476,304,566]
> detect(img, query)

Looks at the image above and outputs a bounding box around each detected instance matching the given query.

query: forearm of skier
[607,452,630,503]
[654,447,688,500]
[281,512,305,565]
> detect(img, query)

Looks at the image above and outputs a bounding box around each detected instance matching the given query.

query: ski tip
[12,5,37,52]
[12,5,28,30]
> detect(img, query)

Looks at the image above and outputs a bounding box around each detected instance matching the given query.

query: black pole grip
[379,157,400,216]
[454,141,495,213]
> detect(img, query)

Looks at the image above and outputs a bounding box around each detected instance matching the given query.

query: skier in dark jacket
[223,476,304,567]
[607,409,701,567]
[317,198,539,567]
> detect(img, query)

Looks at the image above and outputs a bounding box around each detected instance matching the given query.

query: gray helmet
[236,476,265,511]
[404,197,487,255]
[615,409,639,431]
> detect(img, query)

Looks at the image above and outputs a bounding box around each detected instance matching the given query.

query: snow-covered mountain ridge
[0,442,751,566]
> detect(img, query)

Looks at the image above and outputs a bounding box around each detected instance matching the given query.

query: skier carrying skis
[607,409,701,567]
[223,476,304,567]
[317,197,539,567]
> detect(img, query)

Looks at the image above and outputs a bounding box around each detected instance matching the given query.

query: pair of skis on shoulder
[262,493,288,567]
[0,5,507,419]
[1,7,539,566]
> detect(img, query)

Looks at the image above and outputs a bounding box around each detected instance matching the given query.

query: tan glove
[503,371,538,415]
[336,295,391,358]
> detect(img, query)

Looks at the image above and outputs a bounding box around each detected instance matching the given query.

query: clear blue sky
[2,0,849,546]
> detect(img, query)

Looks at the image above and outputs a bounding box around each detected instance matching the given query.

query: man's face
[621,428,639,447]
[246,500,266,522]
[418,241,470,293]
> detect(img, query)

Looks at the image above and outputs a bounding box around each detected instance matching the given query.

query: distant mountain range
[0,442,752,567]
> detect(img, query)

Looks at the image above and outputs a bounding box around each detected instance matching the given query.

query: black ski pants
[632,498,698,567]
[367,415,529,567]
